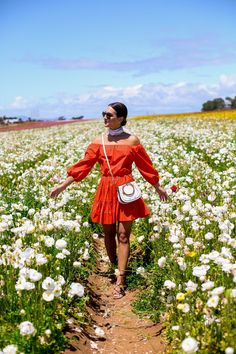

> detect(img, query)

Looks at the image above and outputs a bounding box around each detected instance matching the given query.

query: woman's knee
[117,231,129,244]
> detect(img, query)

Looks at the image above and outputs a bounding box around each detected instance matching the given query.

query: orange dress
[67,143,160,224]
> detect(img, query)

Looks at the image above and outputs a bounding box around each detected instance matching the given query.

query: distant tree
[72,115,84,120]
[213,98,225,110]
[58,116,66,120]
[202,97,226,111]
[226,96,236,109]
[202,100,215,111]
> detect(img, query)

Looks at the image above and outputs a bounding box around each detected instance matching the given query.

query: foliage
[0,116,235,353]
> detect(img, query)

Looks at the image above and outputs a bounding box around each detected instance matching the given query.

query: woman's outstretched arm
[49,176,75,199]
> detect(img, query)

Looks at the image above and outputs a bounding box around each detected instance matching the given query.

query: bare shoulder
[127,134,141,146]
[91,135,102,144]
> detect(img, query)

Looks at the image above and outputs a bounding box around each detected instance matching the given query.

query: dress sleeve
[67,144,99,182]
[132,144,160,185]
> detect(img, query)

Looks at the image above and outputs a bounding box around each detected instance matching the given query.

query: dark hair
[108,102,128,126]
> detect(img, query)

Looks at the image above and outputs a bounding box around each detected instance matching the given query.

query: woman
[49,102,168,299]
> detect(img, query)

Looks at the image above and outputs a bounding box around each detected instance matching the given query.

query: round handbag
[117,182,142,204]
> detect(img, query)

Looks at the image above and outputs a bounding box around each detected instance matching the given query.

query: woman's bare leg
[102,223,117,264]
[117,220,133,285]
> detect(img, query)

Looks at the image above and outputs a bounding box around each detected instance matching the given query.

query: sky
[1,0,236,119]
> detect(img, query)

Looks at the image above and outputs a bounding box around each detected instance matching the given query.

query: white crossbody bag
[102,134,142,204]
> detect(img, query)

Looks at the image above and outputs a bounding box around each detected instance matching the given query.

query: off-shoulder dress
[67,143,160,225]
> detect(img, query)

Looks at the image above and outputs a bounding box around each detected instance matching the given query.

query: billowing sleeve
[67,144,99,182]
[132,144,160,185]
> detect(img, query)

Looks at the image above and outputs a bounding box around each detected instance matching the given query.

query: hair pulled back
[108,102,128,126]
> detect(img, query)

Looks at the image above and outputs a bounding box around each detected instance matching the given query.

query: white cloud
[22,35,236,76]
[219,74,236,88]
[11,96,30,109]
[2,74,236,118]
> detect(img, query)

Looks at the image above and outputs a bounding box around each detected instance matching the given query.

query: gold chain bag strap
[102,134,142,204]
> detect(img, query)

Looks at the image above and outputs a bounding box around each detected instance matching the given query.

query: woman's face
[102,106,123,130]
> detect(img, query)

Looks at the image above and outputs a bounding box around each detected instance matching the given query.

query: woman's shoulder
[91,135,102,144]
[127,134,141,146]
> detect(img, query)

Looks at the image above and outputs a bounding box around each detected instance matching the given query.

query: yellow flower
[186,251,196,257]
[176,293,185,301]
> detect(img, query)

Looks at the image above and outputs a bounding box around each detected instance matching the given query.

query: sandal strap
[113,284,125,299]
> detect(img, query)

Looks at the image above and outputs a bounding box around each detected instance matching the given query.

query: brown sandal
[113,272,126,299]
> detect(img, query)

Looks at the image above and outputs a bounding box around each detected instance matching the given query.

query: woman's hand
[48,184,66,199]
[49,176,75,199]
[154,184,168,201]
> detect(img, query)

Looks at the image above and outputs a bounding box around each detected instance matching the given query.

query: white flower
[62,249,70,256]
[137,235,145,243]
[200,254,210,264]
[185,280,198,293]
[35,253,48,265]
[225,347,234,354]
[182,202,192,213]
[181,337,199,353]
[68,282,84,297]
[158,256,166,268]
[207,295,219,308]
[73,261,81,268]
[45,329,51,336]
[56,252,66,259]
[55,239,67,250]
[168,235,179,243]
[136,266,146,277]
[15,277,35,291]
[177,303,190,313]
[53,285,62,298]
[56,275,65,286]
[202,280,215,291]
[1,345,18,354]
[164,280,176,289]
[92,233,99,240]
[192,265,209,278]
[186,237,194,245]
[28,269,42,282]
[205,232,214,240]
[42,277,55,291]
[82,249,90,260]
[19,321,36,336]
[42,291,55,302]
[230,289,236,297]
[44,236,55,247]
[221,247,233,259]
[208,250,220,260]
[211,286,225,295]
[172,325,180,331]
[177,257,187,270]
[28,208,35,216]
[208,193,216,202]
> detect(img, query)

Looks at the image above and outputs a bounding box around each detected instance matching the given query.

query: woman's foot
[113,272,126,299]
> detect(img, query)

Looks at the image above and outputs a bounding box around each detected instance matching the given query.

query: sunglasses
[102,111,115,118]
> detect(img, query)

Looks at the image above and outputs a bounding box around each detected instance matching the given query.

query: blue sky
[1,0,236,118]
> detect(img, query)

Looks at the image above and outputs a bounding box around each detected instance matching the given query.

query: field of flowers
[0,115,235,353]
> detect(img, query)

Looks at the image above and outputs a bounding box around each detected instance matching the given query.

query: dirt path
[63,237,166,354]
